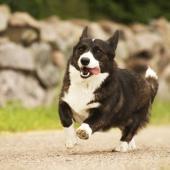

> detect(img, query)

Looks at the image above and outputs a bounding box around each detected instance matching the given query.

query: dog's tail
[145,67,159,103]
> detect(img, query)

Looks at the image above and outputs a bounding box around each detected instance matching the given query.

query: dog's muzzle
[79,55,100,78]
[80,67,100,78]
[80,67,91,78]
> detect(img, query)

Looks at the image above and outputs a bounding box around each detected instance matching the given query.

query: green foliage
[0,0,170,23]
[87,0,166,23]
[0,0,89,19]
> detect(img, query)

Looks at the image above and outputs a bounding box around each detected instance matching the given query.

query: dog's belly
[62,83,100,123]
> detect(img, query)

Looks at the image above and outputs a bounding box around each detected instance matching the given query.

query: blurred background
[0,0,169,132]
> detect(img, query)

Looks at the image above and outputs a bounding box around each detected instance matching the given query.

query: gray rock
[150,18,170,46]
[0,43,35,71]
[21,28,39,45]
[130,23,149,33]
[116,40,130,61]
[70,19,90,27]
[5,26,39,45]
[40,21,82,51]
[158,65,170,100]
[0,70,46,107]
[40,21,58,43]
[99,20,123,35]
[0,5,11,32]
[9,12,40,29]
[0,37,10,45]
[52,50,66,68]
[134,32,163,53]
[44,88,57,106]
[88,22,109,40]
[30,42,60,88]
[40,21,67,51]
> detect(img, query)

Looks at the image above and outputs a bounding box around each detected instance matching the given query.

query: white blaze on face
[78,51,99,68]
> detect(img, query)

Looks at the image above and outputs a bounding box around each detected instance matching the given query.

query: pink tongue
[88,67,100,75]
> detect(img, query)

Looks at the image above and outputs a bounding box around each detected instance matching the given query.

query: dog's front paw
[76,129,89,139]
[76,123,92,140]
[64,124,77,149]
[65,137,77,148]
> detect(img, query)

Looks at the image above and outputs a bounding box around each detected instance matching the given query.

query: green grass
[151,99,170,125]
[0,102,62,132]
[0,100,169,132]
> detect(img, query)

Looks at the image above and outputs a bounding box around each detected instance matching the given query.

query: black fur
[59,101,73,127]
[59,28,158,143]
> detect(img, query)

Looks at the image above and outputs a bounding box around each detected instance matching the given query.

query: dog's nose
[80,57,90,66]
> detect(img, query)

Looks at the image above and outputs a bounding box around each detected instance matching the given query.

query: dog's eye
[78,45,87,54]
[94,47,102,54]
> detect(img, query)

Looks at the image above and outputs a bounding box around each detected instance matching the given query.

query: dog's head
[70,27,119,79]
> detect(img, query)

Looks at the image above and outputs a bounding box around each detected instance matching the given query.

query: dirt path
[0,126,170,170]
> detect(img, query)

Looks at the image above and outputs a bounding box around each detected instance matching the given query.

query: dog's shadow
[69,150,112,156]
[65,148,140,156]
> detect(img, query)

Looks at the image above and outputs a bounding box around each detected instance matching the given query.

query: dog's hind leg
[114,137,136,152]
[59,101,77,148]
[115,105,150,152]
[128,138,136,151]
[114,122,139,152]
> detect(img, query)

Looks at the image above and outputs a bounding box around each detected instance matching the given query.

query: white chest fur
[62,65,108,123]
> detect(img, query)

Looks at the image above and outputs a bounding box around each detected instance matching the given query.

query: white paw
[115,141,129,152]
[64,124,77,148]
[65,137,77,148]
[76,123,92,140]
[114,138,137,152]
[128,138,136,151]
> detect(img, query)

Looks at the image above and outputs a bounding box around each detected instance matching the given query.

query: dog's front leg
[76,114,103,140]
[59,101,77,148]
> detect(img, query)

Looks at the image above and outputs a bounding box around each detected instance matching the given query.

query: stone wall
[0,5,170,107]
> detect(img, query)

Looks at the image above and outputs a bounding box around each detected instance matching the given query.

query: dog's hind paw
[128,138,136,151]
[114,141,129,152]
[76,123,92,140]
[114,139,137,152]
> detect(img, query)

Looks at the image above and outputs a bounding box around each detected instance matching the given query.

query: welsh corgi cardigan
[59,27,158,152]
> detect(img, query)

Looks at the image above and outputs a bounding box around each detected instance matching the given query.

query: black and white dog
[59,27,158,152]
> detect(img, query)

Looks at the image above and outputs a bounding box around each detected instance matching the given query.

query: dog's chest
[62,65,108,122]
[63,81,99,122]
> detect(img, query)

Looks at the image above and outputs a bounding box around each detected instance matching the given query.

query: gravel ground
[0,126,170,170]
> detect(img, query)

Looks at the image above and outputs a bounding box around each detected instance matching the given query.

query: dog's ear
[107,30,119,51]
[80,26,88,41]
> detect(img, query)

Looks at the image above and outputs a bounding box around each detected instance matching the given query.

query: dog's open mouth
[80,67,100,78]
